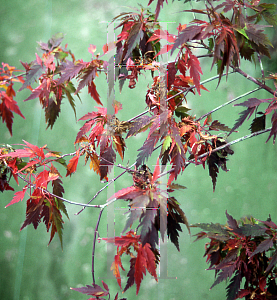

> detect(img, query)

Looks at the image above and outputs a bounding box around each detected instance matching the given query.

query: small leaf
[66,150,80,177]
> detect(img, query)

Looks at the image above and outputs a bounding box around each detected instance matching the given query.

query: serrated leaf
[136,133,159,167]
[71,284,108,297]
[126,115,155,138]
[233,224,266,237]
[171,25,202,54]
[226,211,238,230]
[161,135,172,155]
[209,120,231,132]
[249,113,266,133]
[175,106,191,118]
[192,222,229,236]
[19,63,45,91]
[168,183,187,190]
[210,263,237,290]
[250,238,273,258]
[265,249,277,273]
[226,271,242,300]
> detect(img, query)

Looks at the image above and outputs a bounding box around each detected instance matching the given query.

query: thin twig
[92,208,104,284]
[196,87,261,122]
[158,127,272,178]
[16,173,103,208]
[76,162,136,215]
[233,67,275,95]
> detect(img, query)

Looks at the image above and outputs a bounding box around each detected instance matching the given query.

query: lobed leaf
[250,238,273,258]
[226,271,242,300]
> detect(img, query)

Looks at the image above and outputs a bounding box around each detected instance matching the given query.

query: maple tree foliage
[193,211,277,300]
[1,0,277,299]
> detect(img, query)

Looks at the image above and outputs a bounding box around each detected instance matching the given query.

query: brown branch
[92,208,103,284]
[233,67,275,96]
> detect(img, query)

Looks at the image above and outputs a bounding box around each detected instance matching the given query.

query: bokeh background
[1,0,277,299]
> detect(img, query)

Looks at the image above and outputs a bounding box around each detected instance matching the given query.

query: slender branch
[76,162,136,215]
[92,208,104,284]
[16,172,103,208]
[158,127,272,178]
[233,67,275,95]
[191,127,272,162]
[196,87,261,122]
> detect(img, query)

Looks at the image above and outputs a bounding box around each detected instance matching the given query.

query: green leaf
[192,222,228,236]
[175,106,191,118]
[63,83,77,120]
[235,27,249,40]
[161,136,172,155]
[168,183,187,190]
[233,224,266,237]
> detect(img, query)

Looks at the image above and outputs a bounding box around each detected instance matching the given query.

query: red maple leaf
[66,150,80,177]
[5,188,27,208]
[0,91,25,135]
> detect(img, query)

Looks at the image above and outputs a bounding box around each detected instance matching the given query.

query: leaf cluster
[193,211,277,300]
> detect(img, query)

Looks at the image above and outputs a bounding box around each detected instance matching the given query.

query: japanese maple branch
[92,207,104,284]
[126,71,230,123]
[15,172,103,208]
[232,66,275,96]
[158,127,272,178]
[191,127,272,162]
[196,87,261,122]
[76,162,136,215]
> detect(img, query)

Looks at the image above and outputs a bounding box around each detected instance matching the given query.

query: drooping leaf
[226,271,242,300]
[123,257,136,293]
[210,262,237,290]
[167,212,183,251]
[136,133,159,167]
[265,250,277,273]
[266,111,277,144]
[99,144,116,180]
[249,112,266,133]
[122,194,150,233]
[134,245,147,295]
[66,150,80,177]
[138,202,158,246]
[188,53,203,95]
[111,254,125,289]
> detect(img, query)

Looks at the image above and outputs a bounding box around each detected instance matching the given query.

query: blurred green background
[1,1,277,299]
